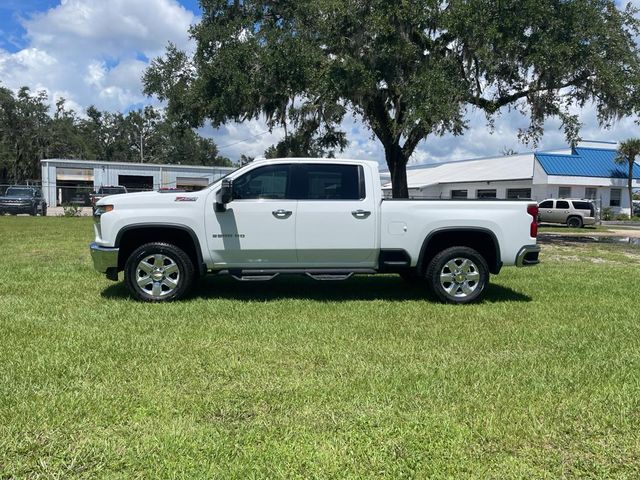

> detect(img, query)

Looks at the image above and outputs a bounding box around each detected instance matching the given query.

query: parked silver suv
[538,198,596,228]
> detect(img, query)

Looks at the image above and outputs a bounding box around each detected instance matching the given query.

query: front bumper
[516,244,541,267]
[0,203,32,214]
[90,242,119,280]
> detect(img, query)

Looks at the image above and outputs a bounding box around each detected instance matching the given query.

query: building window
[176,177,209,191]
[118,175,154,192]
[451,189,467,199]
[558,186,571,198]
[585,187,597,199]
[506,188,532,199]
[476,189,497,199]
[610,188,622,207]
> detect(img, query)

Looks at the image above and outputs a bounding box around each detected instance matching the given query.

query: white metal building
[40,158,233,207]
[382,141,640,215]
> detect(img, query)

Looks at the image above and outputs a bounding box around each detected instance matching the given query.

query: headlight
[93,205,114,217]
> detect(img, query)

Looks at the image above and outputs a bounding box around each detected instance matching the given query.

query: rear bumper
[583,216,596,225]
[90,242,119,280]
[516,244,541,267]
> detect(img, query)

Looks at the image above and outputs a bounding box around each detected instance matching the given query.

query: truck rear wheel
[566,216,583,228]
[426,246,489,304]
[124,242,194,302]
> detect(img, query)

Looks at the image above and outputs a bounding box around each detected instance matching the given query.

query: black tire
[425,246,489,304]
[41,204,47,217]
[124,242,195,302]
[567,216,583,228]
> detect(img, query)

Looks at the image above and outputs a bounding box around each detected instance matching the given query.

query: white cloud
[0,0,636,164]
[0,0,195,112]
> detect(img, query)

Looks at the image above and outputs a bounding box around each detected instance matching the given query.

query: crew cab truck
[90,158,540,304]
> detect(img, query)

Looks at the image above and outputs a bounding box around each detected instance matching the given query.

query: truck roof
[250,157,380,169]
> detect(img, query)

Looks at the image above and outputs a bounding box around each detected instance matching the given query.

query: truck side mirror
[215,179,233,212]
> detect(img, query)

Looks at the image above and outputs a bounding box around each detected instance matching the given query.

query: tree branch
[467,73,591,113]
[361,93,395,147]
[402,121,427,159]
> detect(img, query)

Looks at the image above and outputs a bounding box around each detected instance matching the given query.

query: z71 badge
[175,196,197,202]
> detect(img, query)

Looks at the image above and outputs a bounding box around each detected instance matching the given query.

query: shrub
[60,203,82,217]
[601,207,614,220]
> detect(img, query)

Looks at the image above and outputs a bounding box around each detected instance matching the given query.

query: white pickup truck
[90,158,540,304]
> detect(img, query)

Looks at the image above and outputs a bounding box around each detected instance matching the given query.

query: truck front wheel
[124,242,194,302]
[426,246,489,304]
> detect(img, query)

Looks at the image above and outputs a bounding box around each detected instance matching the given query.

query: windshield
[99,187,126,194]
[5,188,34,197]
[208,167,240,188]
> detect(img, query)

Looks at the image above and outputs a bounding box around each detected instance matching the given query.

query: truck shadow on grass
[101,275,531,303]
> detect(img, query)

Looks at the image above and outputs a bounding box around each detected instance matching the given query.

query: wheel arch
[115,224,205,276]
[416,227,502,275]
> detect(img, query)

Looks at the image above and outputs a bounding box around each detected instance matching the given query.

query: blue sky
[0,0,639,164]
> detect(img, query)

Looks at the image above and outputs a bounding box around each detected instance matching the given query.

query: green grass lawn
[1,217,640,478]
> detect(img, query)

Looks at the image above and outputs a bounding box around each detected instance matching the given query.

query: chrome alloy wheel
[135,254,180,298]
[439,257,480,298]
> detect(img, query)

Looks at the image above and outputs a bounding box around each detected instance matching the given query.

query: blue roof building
[536,147,640,179]
[383,140,639,214]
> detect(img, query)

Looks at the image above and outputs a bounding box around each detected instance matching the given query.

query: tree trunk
[629,160,634,219]
[385,143,409,198]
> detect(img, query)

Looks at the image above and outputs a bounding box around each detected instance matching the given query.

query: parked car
[0,186,47,216]
[90,185,128,207]
[537,198,596,228]
[90,158,540,304]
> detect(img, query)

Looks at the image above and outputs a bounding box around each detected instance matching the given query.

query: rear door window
[299,164,364,200]
[572,201,592,210]
[556,200,570,209]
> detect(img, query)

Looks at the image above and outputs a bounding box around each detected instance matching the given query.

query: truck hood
[96,190,204,208]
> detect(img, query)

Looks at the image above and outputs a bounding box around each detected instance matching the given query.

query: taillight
[527,204,538,238]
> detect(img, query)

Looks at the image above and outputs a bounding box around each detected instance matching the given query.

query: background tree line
[0,85,232,184]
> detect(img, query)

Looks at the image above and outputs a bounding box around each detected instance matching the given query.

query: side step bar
[227,268,376,281]
[231,273,279,281]
[306,272,353,281]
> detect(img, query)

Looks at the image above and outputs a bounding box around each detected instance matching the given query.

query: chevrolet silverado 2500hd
[90,158,540,304]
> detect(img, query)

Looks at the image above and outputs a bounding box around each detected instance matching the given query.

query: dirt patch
[607,229,640,238]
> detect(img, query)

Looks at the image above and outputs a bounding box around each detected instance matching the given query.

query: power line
[217,130,272,150]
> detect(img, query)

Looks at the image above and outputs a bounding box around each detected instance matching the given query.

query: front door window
[206,164,297,267]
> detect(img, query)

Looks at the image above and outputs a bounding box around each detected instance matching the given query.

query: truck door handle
[351,209,371,219]
[272,209,292,219]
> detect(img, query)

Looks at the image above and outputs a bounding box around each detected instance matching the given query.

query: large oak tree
[144,0,640,197]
